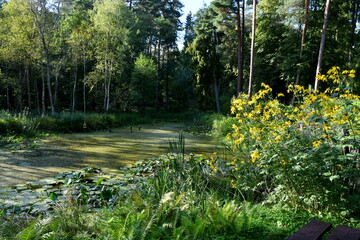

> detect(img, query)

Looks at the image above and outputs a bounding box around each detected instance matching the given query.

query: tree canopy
[0,0,359,113]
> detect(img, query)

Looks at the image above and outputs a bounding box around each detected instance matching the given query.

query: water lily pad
[35,187,51,192]
[16,186,28,191]
[40,178,58,185]
[30,204,51,214]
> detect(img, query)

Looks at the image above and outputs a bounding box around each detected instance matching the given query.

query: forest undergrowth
[0,111,197,148]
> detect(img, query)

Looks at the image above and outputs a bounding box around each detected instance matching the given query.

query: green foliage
[95,155,293,240]
[0,111,202,141]
[130,54,157,110]
[185,112,220,135]
[0,110,38,140]
[1,152,359,239]
[168,131,185,155]
[224,68,360,214]
[36,112,118,132]
[212,115,238,138]
[16,207,100,240]
[0,216,28,240]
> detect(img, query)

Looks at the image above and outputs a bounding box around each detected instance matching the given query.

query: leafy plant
[168,131,186,156]
[226,67,360,214]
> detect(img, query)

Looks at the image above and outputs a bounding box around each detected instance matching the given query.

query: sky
[178,0,213,49]
[181,0,213,20]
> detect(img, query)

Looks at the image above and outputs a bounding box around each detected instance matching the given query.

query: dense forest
[0,0,359,115]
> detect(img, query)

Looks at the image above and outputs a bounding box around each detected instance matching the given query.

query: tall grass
[0,110,38,136]
[0,111,208,135]
[9,153,358,239]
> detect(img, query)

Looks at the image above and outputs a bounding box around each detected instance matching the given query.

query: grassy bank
[2,154,358,240]
[0,111,204,147]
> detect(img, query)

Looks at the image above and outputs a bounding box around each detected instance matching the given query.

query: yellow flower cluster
[209,152,218,172]
[228,67,359,175]
[250,150,261,163]
[315,66,356,88]
[312,141,322,148]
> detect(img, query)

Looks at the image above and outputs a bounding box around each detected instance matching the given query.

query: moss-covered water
[0,123,220,216]
[0,123,219,187]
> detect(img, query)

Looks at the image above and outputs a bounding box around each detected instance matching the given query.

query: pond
[0,123,220,187]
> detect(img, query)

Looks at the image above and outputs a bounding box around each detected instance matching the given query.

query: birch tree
[248,0,256,98]
[91,0,130,112]
[30,0,57,114]
[292,0,309,105]
[314,0,331,91]
[0,0,39,111]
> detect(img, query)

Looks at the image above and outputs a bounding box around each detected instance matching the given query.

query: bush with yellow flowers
[226,67,359,214]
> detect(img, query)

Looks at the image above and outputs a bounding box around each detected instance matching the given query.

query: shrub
[226,67,360,214]
[0,110,38,136]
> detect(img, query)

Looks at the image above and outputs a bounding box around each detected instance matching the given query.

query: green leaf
[329,175,340,182]
[49,192,58,202]
[96,178,104,185]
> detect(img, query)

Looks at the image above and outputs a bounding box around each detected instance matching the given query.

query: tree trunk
[83,80,86,113]
[348,1,358,65]
[106,70,111,112]
[6,81,10,111]
[236,0,244,95]
[26,65,31,110]
[240,0,245,92]
[45,48,55,114]
[103,55,111,113]
[54,60,62,109]
[31,1,55,114]
[104,34,109,112]
[155,39,161,111]
[314,0,331,92]
[34,74,40,115]
[19,68,23,111]
[83,46,87,113]
[103,82,107,112]
[248,0,256,98]
[72,63,77,113]
[41,64,46,116]
[292,0,309,105]
[214,68,221,113]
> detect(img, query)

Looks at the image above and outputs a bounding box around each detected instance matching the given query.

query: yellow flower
[234,133,245,145]
[250,150,261,163]
[312,141,322,148]
[226,133,231,140]
[327,66,340,74]
[336,164,344,170]
[231,179,236,188]
[316,74,327,82]
[277,93,285,97]
[322,134,330,140]
[274,135,282,142]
